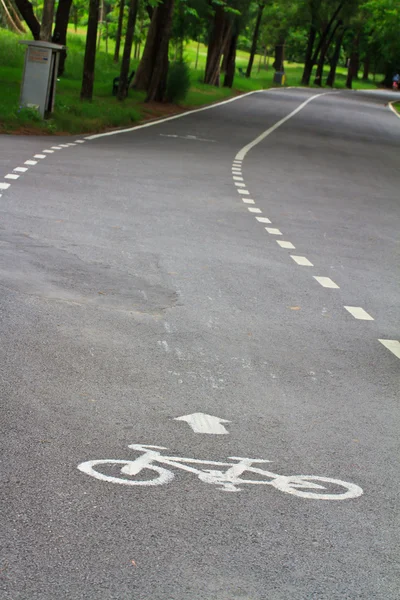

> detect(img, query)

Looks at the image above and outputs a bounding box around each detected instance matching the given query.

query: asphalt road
[1,88,399,599]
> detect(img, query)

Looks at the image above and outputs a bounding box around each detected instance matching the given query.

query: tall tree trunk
[52,0,73,76]
[346,34,359,89]
[204,5,226,85]
[301,21,317,84]
[246,3,264,78]
[40,0,55,41]
[80,0,100,100]
[133,0,172,91]
[223,31,238,88]
[362,54,370,81]
[117,0,138,100]
[14,0,40,39]
[326,29,344,87]
[195,40,200,70]
[273,38,285,72]
[0,0,24,33]
[114,0,125,62]
[97,0,103,51]
[145,0,174,102]
[6,0,26,32]
[314,19,341,85]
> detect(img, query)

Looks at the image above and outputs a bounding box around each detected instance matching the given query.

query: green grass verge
[392,102,400,115]
[0,27,382,135]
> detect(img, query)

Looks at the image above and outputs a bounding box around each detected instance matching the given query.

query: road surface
[1,88,399,599]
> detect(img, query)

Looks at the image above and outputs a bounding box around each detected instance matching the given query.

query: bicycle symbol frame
[77,444,363,500]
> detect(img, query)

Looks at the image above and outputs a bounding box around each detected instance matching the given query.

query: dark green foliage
[165,60,191,102]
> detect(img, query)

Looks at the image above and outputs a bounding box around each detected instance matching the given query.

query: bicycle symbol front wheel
[271,475,363,500]
[77,459,174,486]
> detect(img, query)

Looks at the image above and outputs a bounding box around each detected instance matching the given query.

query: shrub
[165,61,191,104]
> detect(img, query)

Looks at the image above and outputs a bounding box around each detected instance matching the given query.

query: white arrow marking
[174,413,230,435]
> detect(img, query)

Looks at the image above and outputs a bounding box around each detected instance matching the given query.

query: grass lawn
[392,102,400,115]
[0,27,382,135]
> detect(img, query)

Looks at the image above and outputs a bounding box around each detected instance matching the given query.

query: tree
[132,0,175,101]
[81,0,101,100]
[114,0,125,62]
[52,0,73,75]
[40,0,55,41]
[362,0,400,87]
[117,0,139,100]
[14,0,40,38]
[246,2,264,77]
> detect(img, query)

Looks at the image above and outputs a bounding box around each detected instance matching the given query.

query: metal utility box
[19,40,65,118]
[273,71,286,85]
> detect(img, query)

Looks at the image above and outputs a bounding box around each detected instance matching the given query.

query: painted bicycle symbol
[78,444,363,500]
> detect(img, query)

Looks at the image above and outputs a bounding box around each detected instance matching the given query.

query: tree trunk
[6,0,26,32]
[132,0,166,91]
[223,31,238,88]
[246,3,264,78]
[326,29,344,86]
[273,38,285,72]
[362,54,370,81]
[117,0,138,100]
[0,0,24,33]
[204,5,226,86]
[80,0,100,100]
[301,22,316,84]
[14,0,40,39]
[195,40,200,70]
[314,19,341,86]
[346,35,359,89]
[114,0,125,62]
[97,0,103,51]
[40,0,55,41]
[145,0,174,102]
[52,0,73,76]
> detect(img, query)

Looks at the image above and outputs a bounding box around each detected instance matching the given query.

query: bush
[166,61,191,103]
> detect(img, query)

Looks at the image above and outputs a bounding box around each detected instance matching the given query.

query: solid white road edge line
[85,90,268,140]
[235,92,331,161]
[388,101,400,120]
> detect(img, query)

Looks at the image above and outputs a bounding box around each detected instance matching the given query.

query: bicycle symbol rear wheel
[77,459,174,486]
[271,475,363,500]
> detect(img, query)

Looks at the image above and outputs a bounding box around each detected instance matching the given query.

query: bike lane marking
[174,413,230,435]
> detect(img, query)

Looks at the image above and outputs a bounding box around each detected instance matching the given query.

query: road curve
[1,87,399,600]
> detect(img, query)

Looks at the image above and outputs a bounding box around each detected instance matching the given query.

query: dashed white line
[51,146,62,150]
[277,240,295,249]
[233,176,244,181]
[313,276,339,289]
[256,217,271,224]
[265,227,282,235]
[378,339,400,359]
[242,198,255,204]
[14,167,28,173]
[34,154,46,159]
[0,182,11,190]
[43,149,54,153]
[75,140,85,143]
[238,189,250,195]
[248,207,262,213]
[59,144,69,148]
[290,255,313,266]
[5,173,19,180]
[25,160,37,165]
[235,182,246,187]
[344,306,374,320]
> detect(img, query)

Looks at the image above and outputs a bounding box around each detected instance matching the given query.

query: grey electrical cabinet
[19,40,65,118]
